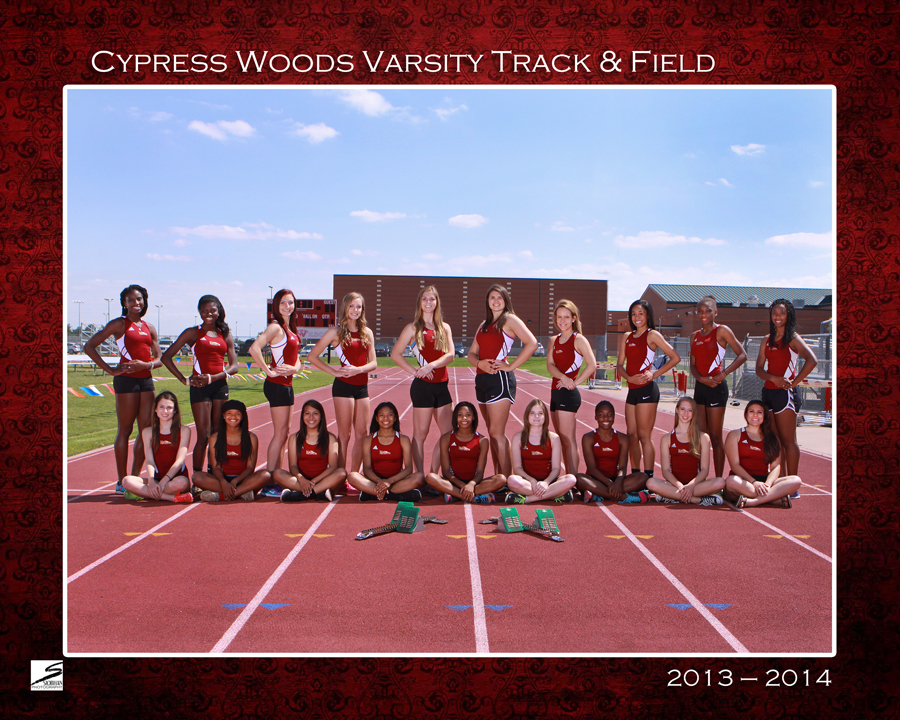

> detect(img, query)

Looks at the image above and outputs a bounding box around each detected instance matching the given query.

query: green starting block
[355,502,448,540]
[496,506,526,533]
[480,507,564,542]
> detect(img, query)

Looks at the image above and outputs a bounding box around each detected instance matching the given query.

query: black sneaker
[421,485,440,496]
[388,489,422,503]
[359,491,376,502]
[281,489,306,503]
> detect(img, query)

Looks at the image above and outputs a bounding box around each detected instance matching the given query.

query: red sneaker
[173,492,194,503]
[344,481,361,496]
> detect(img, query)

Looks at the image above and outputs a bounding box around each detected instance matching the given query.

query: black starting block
[355,501,448,540]
[480,507,564,542]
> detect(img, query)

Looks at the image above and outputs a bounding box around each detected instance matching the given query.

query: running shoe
[654,495,678,504]
[358,491,375,502]
[554,490,574,503]
[115,482,125,495]
[200,491,221,502]
[472,493,496,504]
[123,489,143,501]
[241,490,256,502]
[421,485,440,497]
[443,493,459,504]
[582,491,604,504]
[259,485,282,498]
[173,493,194,503]
[505,492,527,505]
[389,489,423,503]
[618,491,649,505]
[281,489,306,503]
[789,490,800,499]
[700,495,723,506]
[344,480,361,496]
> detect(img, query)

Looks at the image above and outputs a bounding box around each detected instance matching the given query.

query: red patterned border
[4,0,895,715]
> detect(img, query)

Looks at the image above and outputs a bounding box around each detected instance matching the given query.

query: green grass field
[66,355,618,456]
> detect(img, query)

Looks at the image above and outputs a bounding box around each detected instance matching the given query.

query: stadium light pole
[74,300,83,335]
[155,305,163,338]
[269,286,273,299]
[104,297,112,325]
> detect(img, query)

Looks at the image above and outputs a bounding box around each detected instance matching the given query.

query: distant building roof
[646,284,832,307]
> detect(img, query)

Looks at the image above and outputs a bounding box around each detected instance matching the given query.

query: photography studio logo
[31,660,63,691]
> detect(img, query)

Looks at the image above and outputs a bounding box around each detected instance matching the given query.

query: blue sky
[65,87,833,340]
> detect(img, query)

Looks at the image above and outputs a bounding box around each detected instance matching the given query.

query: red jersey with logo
[371,433,403,479]
[221,442,247,476]
[448,431,481,481]
[552,332,584,389]
[117,318,153,378]
[763,337,799,389]
[335,330,369,386]
[521,436,552,481]
[192,326,227,376]
[668,431,699,483]
[624,330,655,385]
[736,428,769,476]
[691,326,725,378]
[266,324,299,386]
[297,437,329,480]
[591,430,621,479]
[152,430,188,480]
[475,323,514,375]
[413,327,449,383]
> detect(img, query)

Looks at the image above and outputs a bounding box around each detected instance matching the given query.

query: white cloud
[614,231,727,249]
[350,210,406,223]
[435,104,468,121]
[280,250,323,261]
[731,143,766,156]
[172,238,190,247]
[718,178,733,187]
[147,253,192,262]
[188,119,255,141]
[339,89,395,116]
[351,249,379,256]
[128,107,173,122]
[448,214,488,229]
[552,221,575,232]
[444,253,513,268]
[705,181,716,186]
[294,122,339,143]
[764,232,833,250]
[518,250,534,260]
[231,280,243,286]
[171,223,323,241]
[808,180,825,188]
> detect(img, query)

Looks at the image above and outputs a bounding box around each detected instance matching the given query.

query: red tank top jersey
[691,326,725,377]
[297,438,329,480]
[117,318,153,378]
[448,431,481,481]
[624,330,655,385]
[737,428,769,476]
[192,326,227,376]
[268,324,300,386]
[153,431,188,480]
[335,330,368,386]
[371,433,403,479]
[521,437,553,481]
[591,430,621,479]
[668,431,699,483]
[551,332,584,389]
[475,323,514,375]
[763,338,799,389]
[221,442,247,476]
[413,327,448,383]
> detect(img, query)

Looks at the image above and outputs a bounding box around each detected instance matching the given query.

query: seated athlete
[424,401,506,504]
[505,399,577,504]
[723,400,801,508]
[191,399,271,502]
[121,391,193,503]
[346,402,424,502]
[576,400,649,504]
[647,397,724,505]
[274,399,347,502]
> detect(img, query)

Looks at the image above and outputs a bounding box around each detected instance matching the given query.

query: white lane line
[600,505,749,653]
[211,500,338,653]
[67,503,201,583]
[730,506,832,562]
[464,503,490,654]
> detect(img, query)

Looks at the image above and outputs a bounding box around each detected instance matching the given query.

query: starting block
[355,502,448,540]
[480,507,564,542]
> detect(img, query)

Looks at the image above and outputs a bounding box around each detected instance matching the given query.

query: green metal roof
[646,284,831,307]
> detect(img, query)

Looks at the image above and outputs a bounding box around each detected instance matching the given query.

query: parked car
[455,343,466,358]
[67,343,80,354]
[300,344,317,358]
[534,342,545,357]
[238,339,255,356]
[374,343,391,357]
[403,345,414,358]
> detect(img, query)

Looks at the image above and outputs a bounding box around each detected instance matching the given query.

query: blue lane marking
[222,603,247,610]
[446,605,473,612]
[703,603,731,610]
[485,605,513,611]
[667,604,692,611]
[667,603,731,611]
[260,603,290,610]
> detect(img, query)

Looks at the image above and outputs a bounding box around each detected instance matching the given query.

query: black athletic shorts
[550,387,581,412]
[113,375,155,394]
[264,379,295,408]
[475,371,516,405]
[410,378,452,409]
[761,386,801,415]
[190,377,229,403]
[625,381,660,405]
[332,377,369,400]
[694,379,728,407]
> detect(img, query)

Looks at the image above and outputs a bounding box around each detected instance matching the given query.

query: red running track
[66,367,833,655]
